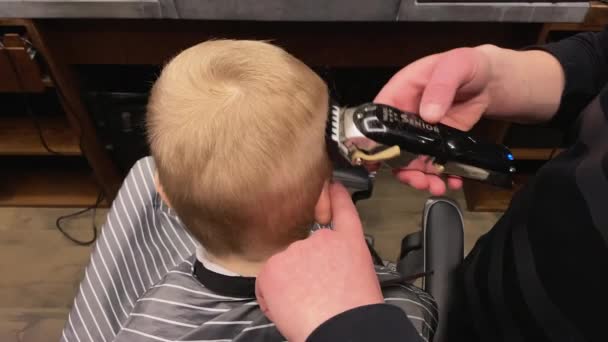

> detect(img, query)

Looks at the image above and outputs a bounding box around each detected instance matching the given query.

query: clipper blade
[325,104,350,165]
[327,104,350,161]
[330,104,341,144]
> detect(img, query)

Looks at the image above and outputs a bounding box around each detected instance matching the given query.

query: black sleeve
[536,27,608,130]
[306,304,423,342]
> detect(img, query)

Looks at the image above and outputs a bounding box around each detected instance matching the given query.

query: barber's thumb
[419,84,453,124]
[329,182,364,238]
[420,101,448,124]
[420,48,477,123]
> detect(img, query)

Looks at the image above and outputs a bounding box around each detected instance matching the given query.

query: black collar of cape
[193,259,256,298]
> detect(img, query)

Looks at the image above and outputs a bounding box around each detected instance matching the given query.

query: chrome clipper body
[328,102,516,188]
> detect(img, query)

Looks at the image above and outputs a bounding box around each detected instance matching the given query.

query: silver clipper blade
[330,104,350,159]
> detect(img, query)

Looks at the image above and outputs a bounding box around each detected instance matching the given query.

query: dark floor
[0,169,501,342]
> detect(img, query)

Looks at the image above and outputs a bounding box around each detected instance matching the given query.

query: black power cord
[2,36,103,245]
[2,38,63,155]
[55,192,104,246]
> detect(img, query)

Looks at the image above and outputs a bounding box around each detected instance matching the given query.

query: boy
[148,39,333,277]
[64,40,437,342]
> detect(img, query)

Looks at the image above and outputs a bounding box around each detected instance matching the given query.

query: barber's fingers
[254,279,271,320]
[328,182,364,239]
[393,169,429,190]
[428,177,447,196]
[419,48,479,124]
[374,54,440,113]
[447,176,463,190]
[394,170,445,195]
[255,244,291,319]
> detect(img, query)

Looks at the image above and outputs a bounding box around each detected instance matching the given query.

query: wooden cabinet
[0,20,115,207]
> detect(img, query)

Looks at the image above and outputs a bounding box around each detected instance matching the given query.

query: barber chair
[334,166,464,342]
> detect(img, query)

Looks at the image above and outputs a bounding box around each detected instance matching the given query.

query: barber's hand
[256,182,383,342]
[375,47,493,195]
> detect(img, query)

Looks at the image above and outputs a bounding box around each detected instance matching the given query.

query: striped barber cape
[61,157,437,342]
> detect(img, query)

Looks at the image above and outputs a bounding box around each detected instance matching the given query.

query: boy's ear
[314,180,331,225]
[154,171,173,208]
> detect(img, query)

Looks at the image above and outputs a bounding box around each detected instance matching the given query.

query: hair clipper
[327,102,516,188]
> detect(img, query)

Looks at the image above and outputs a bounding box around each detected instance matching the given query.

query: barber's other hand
[255,182,383,342]
[375,47,493,195]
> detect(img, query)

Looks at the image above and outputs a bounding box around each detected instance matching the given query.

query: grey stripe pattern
[61,156,436,342]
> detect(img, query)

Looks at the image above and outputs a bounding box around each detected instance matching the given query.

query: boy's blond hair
[147,40,331,260]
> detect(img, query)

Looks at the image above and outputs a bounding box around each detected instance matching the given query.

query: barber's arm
[375,27,608,194]
[255,183,422,342]
[535,27,608,129]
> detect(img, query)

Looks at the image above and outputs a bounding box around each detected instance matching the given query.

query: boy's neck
[198,248,265,277]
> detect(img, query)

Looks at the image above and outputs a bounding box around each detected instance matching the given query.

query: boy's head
[147,40,331,261]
